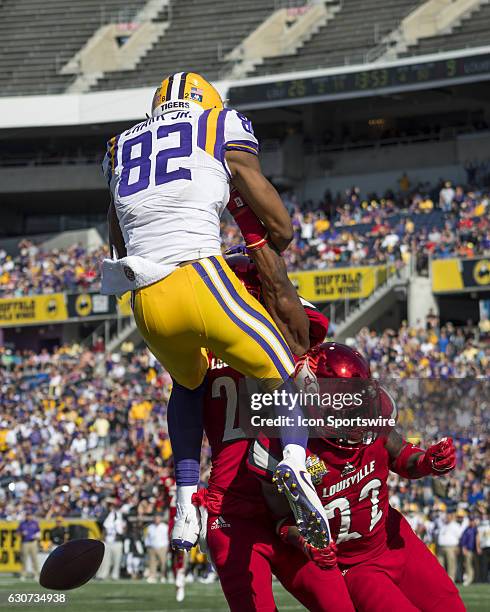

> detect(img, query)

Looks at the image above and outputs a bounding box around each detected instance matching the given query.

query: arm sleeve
[389,442,426,478]
[223,110,259,156]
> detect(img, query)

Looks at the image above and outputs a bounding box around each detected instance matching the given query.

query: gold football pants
[133,255,294,389]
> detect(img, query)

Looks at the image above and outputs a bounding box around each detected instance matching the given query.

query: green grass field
[0,578,488,611]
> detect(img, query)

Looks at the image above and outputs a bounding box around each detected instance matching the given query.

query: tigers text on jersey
[101,107,258,294]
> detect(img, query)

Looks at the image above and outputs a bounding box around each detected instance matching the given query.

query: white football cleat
[176,585,185,602]
[274,458,331,549]
[171,503,201,551]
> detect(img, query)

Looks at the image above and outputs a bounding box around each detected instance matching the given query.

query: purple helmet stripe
[197,109,211,151]
[165,74,174,100]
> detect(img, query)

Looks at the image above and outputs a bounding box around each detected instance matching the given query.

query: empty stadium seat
[92,0,281,91]
[400,2,490,58]
[0,0,146,97]
[250,0,425,77]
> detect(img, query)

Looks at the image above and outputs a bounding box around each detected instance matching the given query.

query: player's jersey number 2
[325,478,383,543]
[211,376,246,442]
[119,123,192,197]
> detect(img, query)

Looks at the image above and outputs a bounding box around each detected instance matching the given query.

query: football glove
[191,488,209,554]
[227,188,268,251]
[417,437,456,475]
[277,520,338,570]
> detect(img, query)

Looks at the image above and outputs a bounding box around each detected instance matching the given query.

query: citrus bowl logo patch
[306,454,328,485]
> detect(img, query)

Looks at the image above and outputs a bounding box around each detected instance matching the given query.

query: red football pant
[207,514,355,612]
[341,510,465,612]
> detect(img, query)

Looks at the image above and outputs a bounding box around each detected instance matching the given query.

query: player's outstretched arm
[386,430,456,478]
[226,188,310,355]
[225,149,293,252]
[107,200,127,259]
[251,245,310,356]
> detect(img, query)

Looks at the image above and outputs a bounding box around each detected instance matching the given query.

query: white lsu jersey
[101,106,259,294]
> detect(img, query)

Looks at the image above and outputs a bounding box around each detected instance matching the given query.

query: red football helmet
[225,250,261,301]
[297,342,387,446]
[312,342,371,379]
[379,385,397,422]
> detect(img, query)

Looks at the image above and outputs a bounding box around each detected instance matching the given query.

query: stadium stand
[93,0,284,91]
[1,0,489,96]
[401,1,490,58]
[224,180,489,274]
[1,178,488,298]
[1,179,488,298]
[0,0,145,97]
[0,242,108,298]
[250,0,425,77]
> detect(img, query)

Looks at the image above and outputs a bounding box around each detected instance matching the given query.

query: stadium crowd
[0,241,108,298]
[222,178,490,273]
[0,316,488,582]
[0,178,489,298]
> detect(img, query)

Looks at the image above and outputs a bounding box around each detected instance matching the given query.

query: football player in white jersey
[101,72,330,552]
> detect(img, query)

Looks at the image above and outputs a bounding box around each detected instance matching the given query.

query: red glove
[227,188,268,251]
[191,488,208,508]
[302,539,338,570]
[416,437,456,475]
[278,521,338,570]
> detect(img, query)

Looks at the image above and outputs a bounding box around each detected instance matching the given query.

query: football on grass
[40,539,105,590]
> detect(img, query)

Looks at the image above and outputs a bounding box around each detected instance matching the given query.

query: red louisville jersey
[249,433,393,565]
[307,437,390,565]
[203,355,269,518]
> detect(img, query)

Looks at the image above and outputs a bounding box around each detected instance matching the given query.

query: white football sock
[283,443,306,465]
[176,484,198,507]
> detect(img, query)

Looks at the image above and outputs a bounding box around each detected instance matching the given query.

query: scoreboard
[228,51,490,109]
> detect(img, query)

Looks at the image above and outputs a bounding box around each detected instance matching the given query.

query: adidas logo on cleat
[210,516,231,530]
